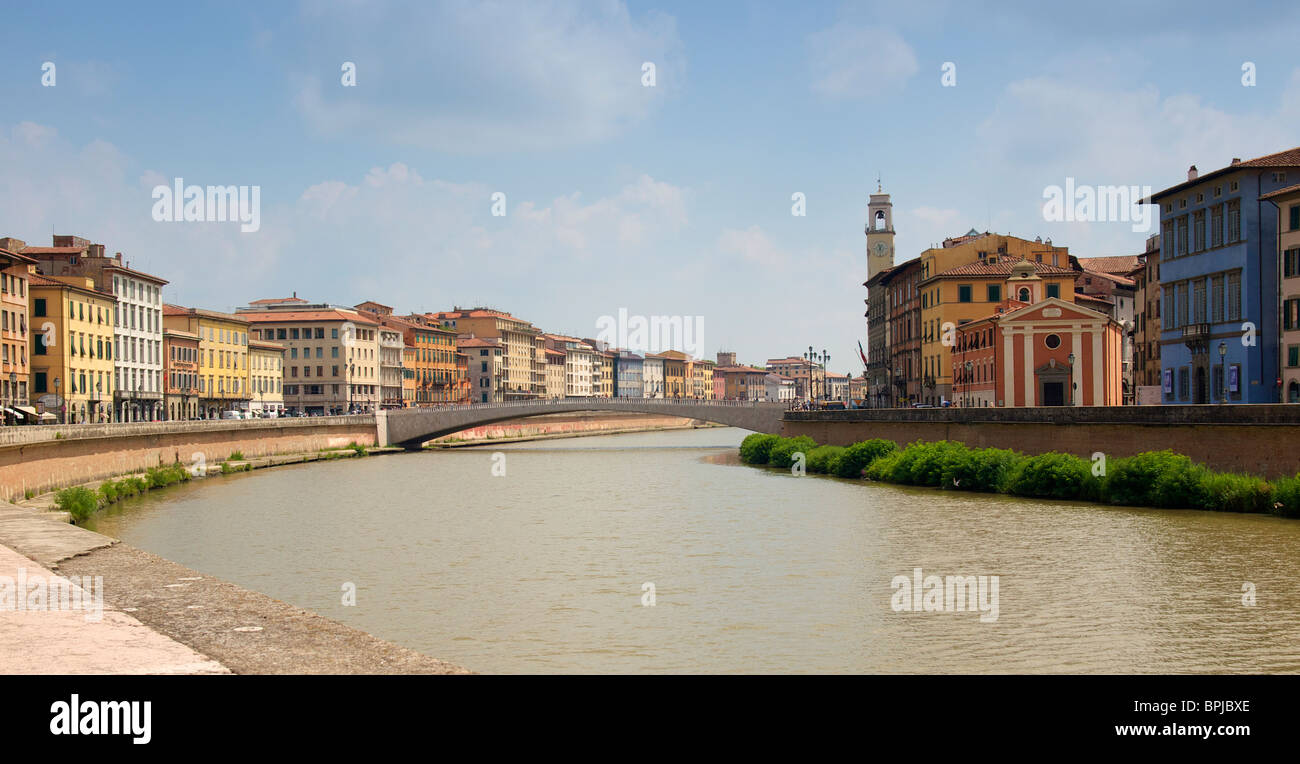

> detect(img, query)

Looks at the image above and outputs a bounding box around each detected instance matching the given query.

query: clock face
[873,242,887,256]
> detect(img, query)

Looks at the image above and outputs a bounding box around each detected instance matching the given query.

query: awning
[16,406,37,418]
[38,412,57,422]
[4,407,22,420]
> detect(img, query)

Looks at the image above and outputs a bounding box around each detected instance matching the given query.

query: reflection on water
[86,427,1300,673]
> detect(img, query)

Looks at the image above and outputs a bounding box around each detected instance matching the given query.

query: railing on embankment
[781,405,1300,478]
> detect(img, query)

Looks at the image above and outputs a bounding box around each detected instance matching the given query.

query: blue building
[613,350,643,398]
[1145,148,1300,403]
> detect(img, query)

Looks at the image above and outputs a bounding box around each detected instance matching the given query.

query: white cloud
[807,23,918,98]
[292,0,683,153]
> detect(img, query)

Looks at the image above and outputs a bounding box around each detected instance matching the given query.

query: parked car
[221,410,244,420]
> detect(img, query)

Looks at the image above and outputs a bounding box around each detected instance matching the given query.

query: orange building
[356,302,460,405]
[954,296,1123,408]
[0,246,37,421]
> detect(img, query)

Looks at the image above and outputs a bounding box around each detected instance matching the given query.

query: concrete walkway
[0,541,230,674]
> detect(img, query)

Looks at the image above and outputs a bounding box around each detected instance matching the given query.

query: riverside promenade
[0,497,468,674]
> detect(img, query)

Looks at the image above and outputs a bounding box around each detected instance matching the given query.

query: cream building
[248,340,285,416]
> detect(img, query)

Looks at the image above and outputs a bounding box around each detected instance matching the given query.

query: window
[1289,346,1300,368]
[958,285,972,303]
[1227,200,1241,243]
[1178,367,1190,400]
[1227,272,1242,320]
[1046,284,1060,299]
[1286,248,1300,278]
[1045,334,1061,349]
[1291,205,1300,232]
[33,298,46,317]
[986,285,1001,302]
[1212,276,1224,323]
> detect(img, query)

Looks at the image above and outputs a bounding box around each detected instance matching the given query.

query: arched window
[1018,287,1030,302]
[874,210,886,230]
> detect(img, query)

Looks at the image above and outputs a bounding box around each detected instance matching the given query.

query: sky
[2,0,1298,375]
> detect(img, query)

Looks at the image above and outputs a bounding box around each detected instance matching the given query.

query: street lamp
[1067,352,1076,406]
[1218,341,1227,404]
[53,376,61,424]
[348,363,355,414]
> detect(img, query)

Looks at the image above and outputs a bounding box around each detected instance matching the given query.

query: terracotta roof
[714,365,767,374]
[19,246,83,255]
[929,258,1076,279]
[0,248,38,265]
[248,296,308,305]
[163,329,199,340]
[163,304,249,323]
[1077,255,1141,275]
[249,340,286,351]
[1146,146,1300,202]
[27,273,112,298]
[1259,183,1300,201]
[458,337,502,348]
[1240,146,1300,168]
[236,308,376,324]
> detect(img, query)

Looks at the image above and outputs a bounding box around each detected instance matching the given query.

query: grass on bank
[738,433,1300,518]
[53,463,194,522]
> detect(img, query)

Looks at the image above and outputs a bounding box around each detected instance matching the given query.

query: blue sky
[2,0,1298,372]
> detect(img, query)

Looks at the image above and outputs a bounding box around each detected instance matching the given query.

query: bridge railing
[389,397,787,414]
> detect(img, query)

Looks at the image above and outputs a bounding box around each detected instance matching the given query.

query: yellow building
[918,234,1079,404]
[249,339,286,416]
[652,350,690,397]
[29,273,116,423]
[163,304,253,418]
[690,358,715,399]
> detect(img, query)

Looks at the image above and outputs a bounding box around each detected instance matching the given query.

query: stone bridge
[377,398,787,448]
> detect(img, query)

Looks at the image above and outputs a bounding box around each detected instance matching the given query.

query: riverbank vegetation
[54,463,194,522]
[738,433,1300,518]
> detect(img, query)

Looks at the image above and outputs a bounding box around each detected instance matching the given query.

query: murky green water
[85,427,1300,673]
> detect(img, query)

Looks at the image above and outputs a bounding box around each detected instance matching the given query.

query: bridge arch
[378,398,787,448]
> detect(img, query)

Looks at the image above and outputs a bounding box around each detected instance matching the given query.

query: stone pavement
[0,541,230,674]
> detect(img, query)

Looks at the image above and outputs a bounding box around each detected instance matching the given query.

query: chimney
[1231,158,1241,165]
[115,252,123,263]
[1188,165,1198,181]
[0,237,26,251]
[89,243,106,258]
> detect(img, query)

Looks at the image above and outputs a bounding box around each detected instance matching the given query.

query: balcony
[1182,322,1211,352]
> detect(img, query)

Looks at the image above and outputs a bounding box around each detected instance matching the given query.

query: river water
[84,427,1300,673]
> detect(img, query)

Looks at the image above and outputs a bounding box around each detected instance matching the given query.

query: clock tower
[865,184,895,281]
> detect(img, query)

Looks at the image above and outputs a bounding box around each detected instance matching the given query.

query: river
[84,427,1300,673]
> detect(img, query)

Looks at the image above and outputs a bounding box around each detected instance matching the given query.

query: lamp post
[1067,352,1076,406]
[964,361,973,408]
[8,371,15,425]
[348,363,355,414]
[1218,341,1227,404]
[53,376,61,424]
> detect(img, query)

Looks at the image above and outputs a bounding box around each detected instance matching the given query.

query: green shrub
[1271,474,1300,518]
[739,433,781,465]
[890,440,969,487]
[941,447,1023,492]
[1006,452,1100,500]
[24,489,34,500]
[349,442,367,456]
[55,486,99,522]
[228,450,245,462]
[1198,472,1272,513]
[864,449,905,481]
[126,477,147,494]
[98,482,119,504]
[1103,451,1205,508]
[835,439,897,479]
[806,445,846,475]
[768,436,816,469]
[115,479,138,498]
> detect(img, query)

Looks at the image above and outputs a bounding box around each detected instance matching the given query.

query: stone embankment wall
[0,417,377,501]
[432,411,700,444]
[782,405,1300,478]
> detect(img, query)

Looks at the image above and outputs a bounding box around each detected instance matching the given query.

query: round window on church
[1045,334,1062,350]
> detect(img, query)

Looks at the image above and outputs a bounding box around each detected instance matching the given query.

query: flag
[858,341,868,368]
